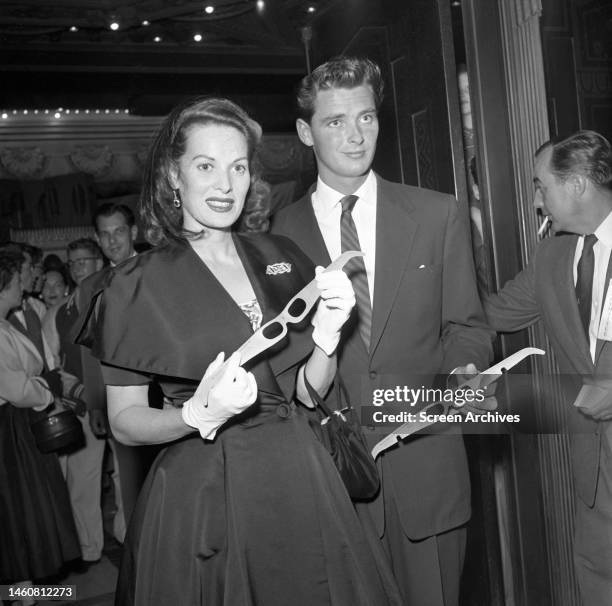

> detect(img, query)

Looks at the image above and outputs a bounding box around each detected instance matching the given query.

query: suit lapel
[288,189,331,266]
[552,236,594,369]
[370,177,417,358]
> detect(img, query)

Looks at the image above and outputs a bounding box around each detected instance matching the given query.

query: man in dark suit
[77,203,160,536]
[485,130,612,605]
[272,56,493,606]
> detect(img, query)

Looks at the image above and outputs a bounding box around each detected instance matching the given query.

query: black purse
[30,404,85,454]
[304,373,379,500]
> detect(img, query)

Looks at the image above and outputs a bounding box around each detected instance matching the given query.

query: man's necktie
[340,195,372,349]
[576,234,597,338]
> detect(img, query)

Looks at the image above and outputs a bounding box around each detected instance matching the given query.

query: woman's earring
[173,189,181,208]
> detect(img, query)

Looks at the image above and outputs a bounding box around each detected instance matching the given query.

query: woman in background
[0,251,80,604]
[78,97,401,606]
[41,266,72,309]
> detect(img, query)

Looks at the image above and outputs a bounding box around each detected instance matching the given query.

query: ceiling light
[193,33,203,42]
[2,113,8,119]
[256,0,265,9]
[307,5,316,13]
[69,26,78,32]
[204,5,215,14]
[110,22,120,31]
[54,112,61,119]
[142,20,150,26]
[154,36,162,42]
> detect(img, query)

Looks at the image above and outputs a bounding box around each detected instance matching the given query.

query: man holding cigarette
[484,130,612,605]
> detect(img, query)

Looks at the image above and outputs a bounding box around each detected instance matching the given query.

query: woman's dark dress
[78,234,401,606]
[0,322,80,584]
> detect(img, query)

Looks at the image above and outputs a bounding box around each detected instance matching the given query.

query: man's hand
[450,363,479,385]
[89,408,109,437]
[574,379,612,421]
[448,363,498,410]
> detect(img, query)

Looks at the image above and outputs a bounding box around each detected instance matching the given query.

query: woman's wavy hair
[140,97,269,246]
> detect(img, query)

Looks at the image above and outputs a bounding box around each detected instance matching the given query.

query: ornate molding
[578,69,612,96]
[0,146,47,179]
[10,225,95,247]
[68,144,114,177]
[511,0,543,26]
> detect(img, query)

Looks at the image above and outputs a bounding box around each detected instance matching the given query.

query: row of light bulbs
[1,109,131,120]
[63,1,315,42]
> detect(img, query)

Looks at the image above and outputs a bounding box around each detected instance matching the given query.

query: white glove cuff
[312,325,340,356]
[181,397,224,440]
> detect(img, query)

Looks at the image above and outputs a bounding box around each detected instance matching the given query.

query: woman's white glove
[311,267,356,356]
[181,351,258,439]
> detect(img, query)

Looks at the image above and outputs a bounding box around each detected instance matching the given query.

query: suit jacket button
[277,403,291,418]
[369,371,377,379]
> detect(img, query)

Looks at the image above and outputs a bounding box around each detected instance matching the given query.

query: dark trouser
[380,476,467,606]
[574,430,612,606]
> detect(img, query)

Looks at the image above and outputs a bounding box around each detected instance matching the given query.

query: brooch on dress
[265,262,292,275]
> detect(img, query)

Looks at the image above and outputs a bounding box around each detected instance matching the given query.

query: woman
[77,97,401,605]
[0,252,80,603]
[41,267,71,309]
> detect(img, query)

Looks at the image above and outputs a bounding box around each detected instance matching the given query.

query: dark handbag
[30,406,85,454]
[304,373,379,500]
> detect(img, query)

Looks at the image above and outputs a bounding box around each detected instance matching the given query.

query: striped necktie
[340,195,372,349]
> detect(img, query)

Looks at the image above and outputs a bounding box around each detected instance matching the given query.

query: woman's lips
[205,198,234,212]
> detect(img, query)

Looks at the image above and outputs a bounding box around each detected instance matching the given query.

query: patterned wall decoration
[68,144,114,178]
[9,225,96,260]
[578,1,612,65]
[411,109,438,191]
[0,146,47,179]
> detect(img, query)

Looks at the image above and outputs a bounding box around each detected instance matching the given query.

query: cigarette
[537,216,550,240]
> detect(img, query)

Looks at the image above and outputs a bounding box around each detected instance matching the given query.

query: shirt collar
[110,250,137,267]
[593,211,612,249]
[313,170,376,217]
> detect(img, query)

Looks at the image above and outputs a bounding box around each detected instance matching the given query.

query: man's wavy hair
[0,252,22,293]
[140,96,269,246]
[296,56,384,123]
[537,130,612,192]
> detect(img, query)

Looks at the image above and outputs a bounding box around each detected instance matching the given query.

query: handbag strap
[303,371,354,417]
[303,372,334,417]
[334,373,352,411]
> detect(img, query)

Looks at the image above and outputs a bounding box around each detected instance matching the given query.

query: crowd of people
[1,55,611,606]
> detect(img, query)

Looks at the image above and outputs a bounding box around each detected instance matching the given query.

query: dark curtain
[0,172,96,240]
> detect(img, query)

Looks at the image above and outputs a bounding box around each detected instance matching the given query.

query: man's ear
[296,118,313,147]
[567,173,587,198]
[130,225,138,243]
[95,258,103,271]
